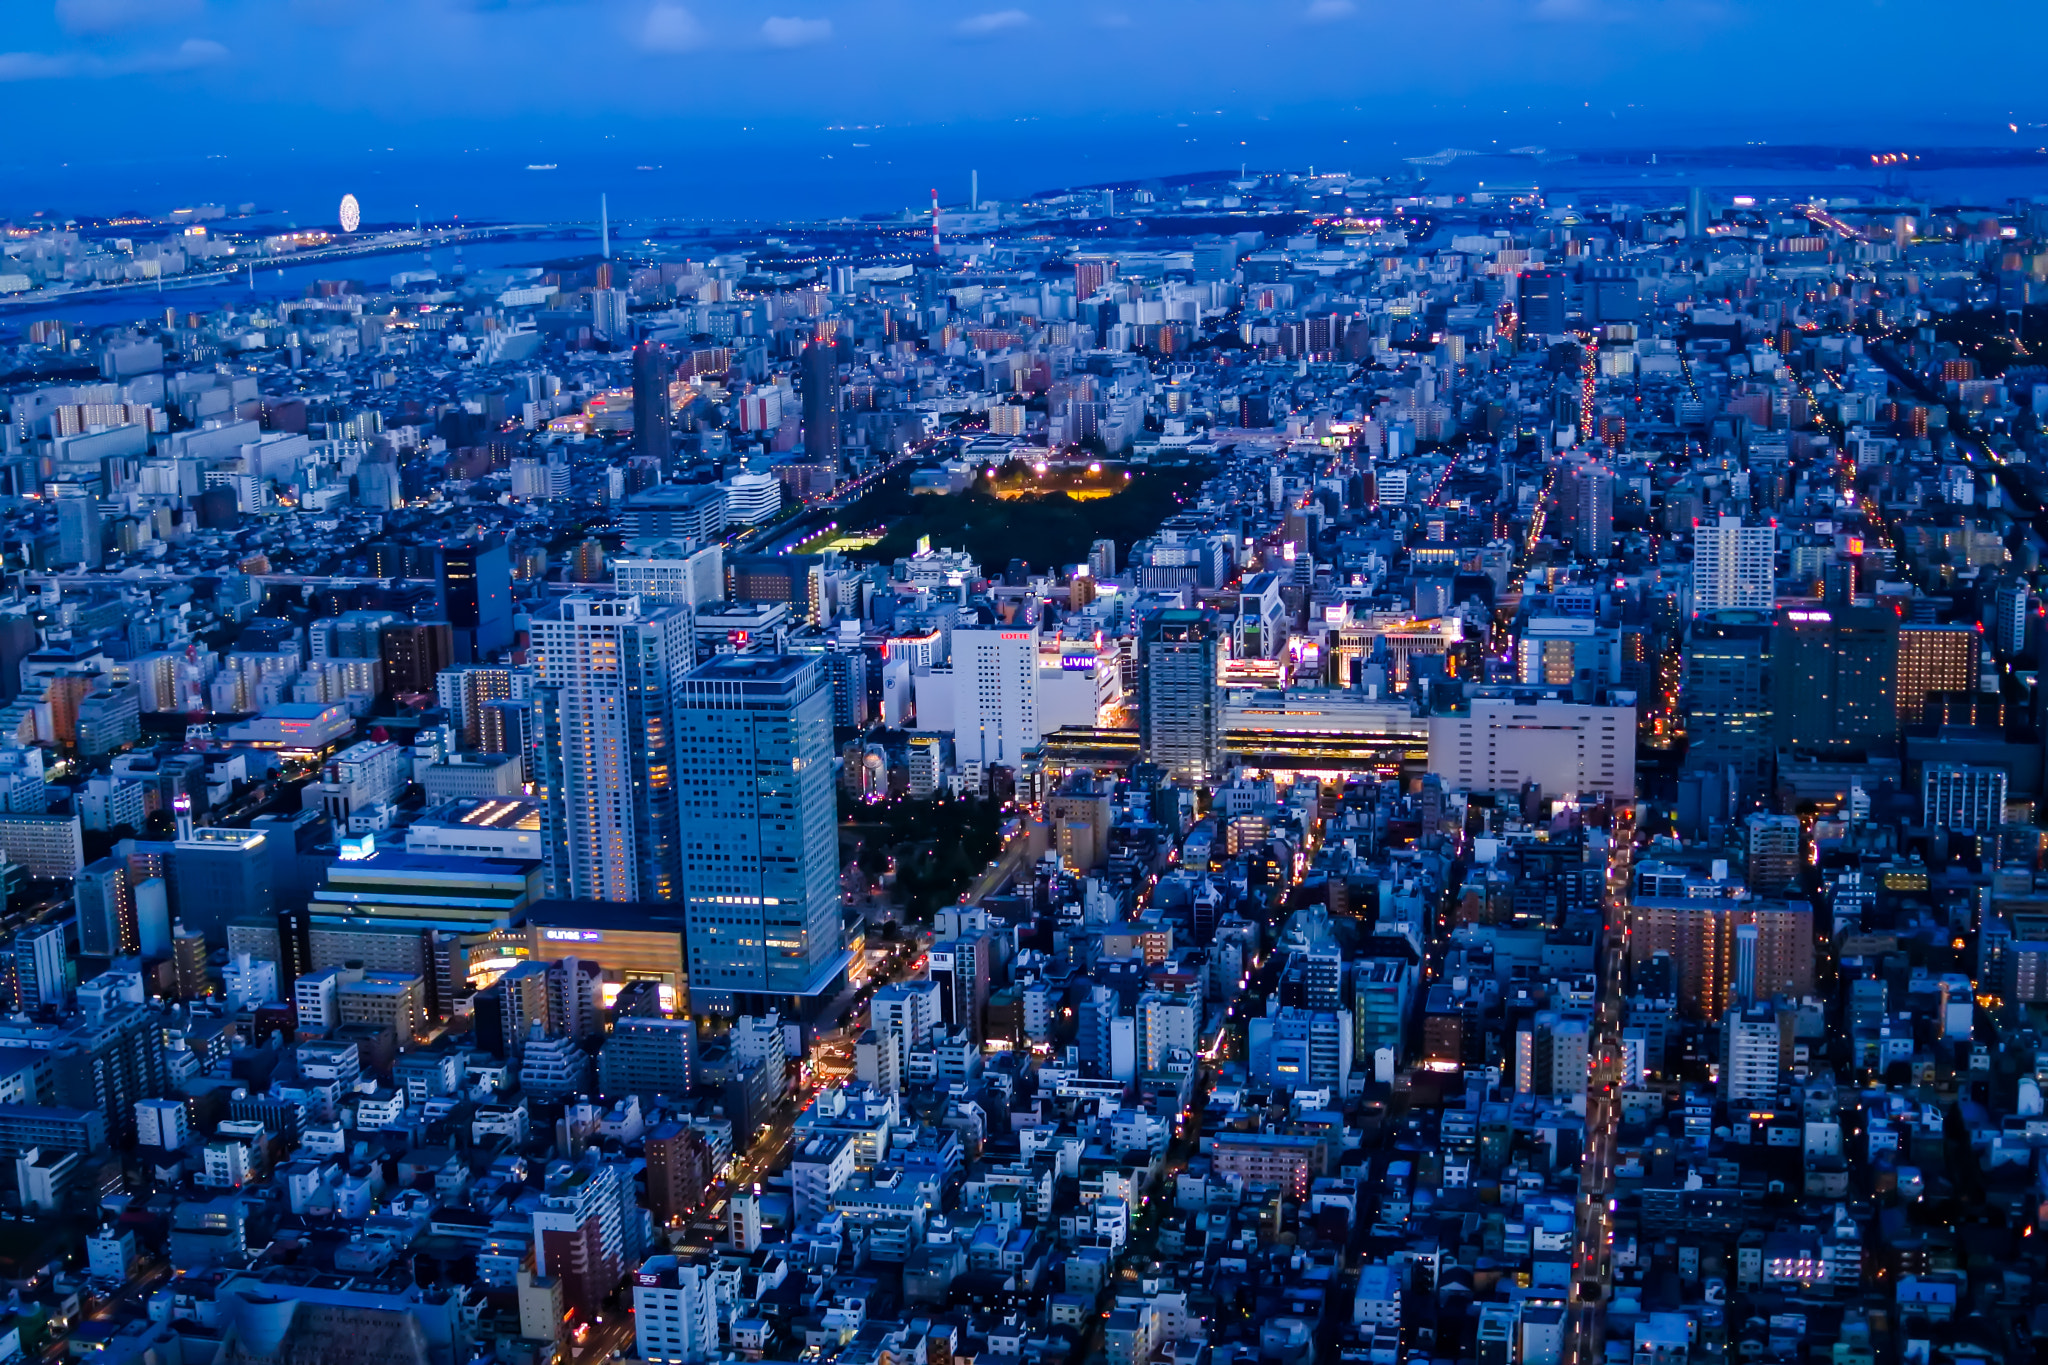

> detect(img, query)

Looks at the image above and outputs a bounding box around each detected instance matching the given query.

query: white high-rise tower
[1693,516,1776,614]
[531,595,691,902]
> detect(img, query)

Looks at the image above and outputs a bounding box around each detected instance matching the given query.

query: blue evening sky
[4,1,2046,221]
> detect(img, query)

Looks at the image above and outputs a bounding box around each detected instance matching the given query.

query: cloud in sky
[639,2,707,51]
[761,15,831,47]
[1304,0,1355,18]
[134,34,226,68]
[955,9,1029,36]
[0,33,225,79]
[0,49,77,80]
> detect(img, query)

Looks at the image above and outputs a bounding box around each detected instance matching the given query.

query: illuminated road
[710,941,923,1196]
[567,1316,634,1365]
[1567,804,1633,1365]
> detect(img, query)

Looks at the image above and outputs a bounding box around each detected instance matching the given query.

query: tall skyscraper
[1895,624,1976,731]
[1556,458,1613,558]
[1517,267,1571,338]
[801,339,840,466]
[1692,516,1776,613]
[1685,185,1710,239]
[1993,581,2032,658]
[633,341,674,469]
[1684,613,1773,804]
[76,857,136,958]
[943,625,1040,784]
[1770,604,1896,754]
[7,920,68,1012]
[592,288,630,342]
[532,595,690,903]
[54,485,101,568]
[440,539,513,662]
[677,654,844,1006]
[1138,608,1221,784]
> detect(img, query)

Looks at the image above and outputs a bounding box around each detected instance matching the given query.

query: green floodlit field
[838,458,1216,572]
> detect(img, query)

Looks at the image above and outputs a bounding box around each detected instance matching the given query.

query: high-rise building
[620,484,727,546]
[1692,516,1776,613]
[436,665,518,747]
[1770,604,1897,754]
[1743,813,1801,894]
[1514,616,1617,690]
[1425,690,1637,800]
[473,960,551,1057]
[1720,1002,1786,1103]
[1352,959,1410,1072]
[1249,1006,1354,1093]
[1517,268,1572,338]
[825,642,869,729]
[7,921,68,1012]
[44,1004,165,1145]
[633,341,674,469]
[533,1155,628,1320]
[135,1096,188,1150]
[170,828,273,943]
[599,1016,698,1097]
[592,288,630,342]
[1556,458,1613,558]
[1993,581,2032,658]
[531,595,691,904]
[940,625,1039,783]
[928,933,991,1041]
[642,1121,714,1229]
[1629,897,1815,1020]
[1924,762,2008,832]
[54,485,101,568]
[1684,612,1773,806]
[801,338,840,466]
[440,540,514,662]
[478,698,530,759]
[1685,185,1710,238]
[613,545,726,609]
[871,979,939,1053]
[1135,989,1199,1073]
[1895,624,1976,731]
[76,857,136,958]
[727,1190,762,1252]
[633,1255,719,1365]
[1138,608,1221,784]
[380,621,455,695]
[677,654,845,1009]
[1513,1009,1591,1097]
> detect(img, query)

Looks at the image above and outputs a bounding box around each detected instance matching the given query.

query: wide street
[1568,802,1634,1365]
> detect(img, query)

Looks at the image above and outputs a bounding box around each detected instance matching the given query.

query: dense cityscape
[2,144,2048,1365]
